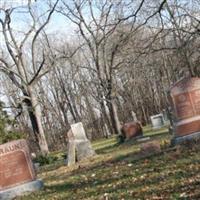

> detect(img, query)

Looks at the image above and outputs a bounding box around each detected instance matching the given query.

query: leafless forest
[0,0,200,154]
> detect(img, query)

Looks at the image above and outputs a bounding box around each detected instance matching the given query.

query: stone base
[171,132,200,145]
[0,180,43,200]
[137,137,150,143]
[152,126,164,129]
[76,140,96,161]
[67,140,96,166]
[174,117,200,137]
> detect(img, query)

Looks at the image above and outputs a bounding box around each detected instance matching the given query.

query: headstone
[121,121,143,140]
[150,114,165,129]
[67,122,96,166]
[162,109,169,122]
[131,111,138,122]
[0,139,43,200]
[67,131,76,166]
[169,77,200,144]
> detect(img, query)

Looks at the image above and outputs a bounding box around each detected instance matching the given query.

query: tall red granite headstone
[169,77,200,143]
[0,139,43,200]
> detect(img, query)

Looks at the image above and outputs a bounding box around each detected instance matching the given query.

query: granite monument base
[0,180,43,200]
[171,131,200,145]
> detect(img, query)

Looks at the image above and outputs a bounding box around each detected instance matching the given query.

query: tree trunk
[27,86,49,155]
[68,88,81,122]
[108,99,121,135]
[101,99,114,135]
[141,102,148,124]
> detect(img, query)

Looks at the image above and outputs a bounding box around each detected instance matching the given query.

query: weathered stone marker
[67,122,96,166]
[150,114,165,129]
[131,111,138,122]
[0,139,43,200]
[169,77,200,144]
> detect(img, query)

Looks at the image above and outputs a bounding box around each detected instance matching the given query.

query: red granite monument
[169,77,200,144]
[121,121,143,140]
[0,140,35,190]
[0,139,43,200]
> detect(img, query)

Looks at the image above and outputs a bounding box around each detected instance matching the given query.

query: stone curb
[0,180,43,200]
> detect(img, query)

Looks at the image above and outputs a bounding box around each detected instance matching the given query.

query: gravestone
[131,111,138,122]
[169,77,200,144]
[150,114,165,129]
[121,121,143,140]
[162,109,169,122]
[0,139,43,200]
[67,122,96,166]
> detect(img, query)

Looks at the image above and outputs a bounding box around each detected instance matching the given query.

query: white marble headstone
[67,122,96,166]
[131,111,138,122]
[70,122,88,141]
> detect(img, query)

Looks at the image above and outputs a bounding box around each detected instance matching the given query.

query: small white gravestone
[67,122,96,166]
[131,111,138,122]
[71,123,88,141]
[150,114,165,129]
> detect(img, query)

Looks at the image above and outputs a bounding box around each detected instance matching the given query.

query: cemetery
[0,122,200,199]
[0,0,200,199]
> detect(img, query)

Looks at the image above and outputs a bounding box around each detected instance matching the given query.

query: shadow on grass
[19,139,200,200]
[26,143,200,200]
[95,143,120,154]
[42,150,200,200]
[41,132,171,174]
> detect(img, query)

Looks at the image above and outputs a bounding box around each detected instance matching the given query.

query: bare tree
[0,0,59,154]
[58,0,167,134]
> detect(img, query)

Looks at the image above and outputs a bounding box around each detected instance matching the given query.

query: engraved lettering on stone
[0,140,36,191]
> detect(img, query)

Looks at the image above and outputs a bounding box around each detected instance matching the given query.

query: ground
[17,126,200,200]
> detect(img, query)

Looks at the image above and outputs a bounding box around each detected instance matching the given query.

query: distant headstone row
[149,77,200,144]
[124,77,200,145]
